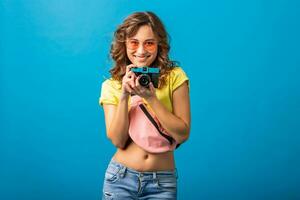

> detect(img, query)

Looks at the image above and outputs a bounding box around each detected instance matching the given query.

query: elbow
[112,140,126,149]
[106,132,127,149]
[176,125,190,144]
[177,132,190,144]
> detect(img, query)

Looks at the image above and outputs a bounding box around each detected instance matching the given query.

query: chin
[129,55,155,67]
[133,60,154,67]
[135,62,149,67]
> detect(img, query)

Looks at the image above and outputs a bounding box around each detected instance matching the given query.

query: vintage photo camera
[131,67,160,88]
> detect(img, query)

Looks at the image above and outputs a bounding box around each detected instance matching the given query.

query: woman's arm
[103,65,137,149]
[103,95,130,149]
[145,81,191,144]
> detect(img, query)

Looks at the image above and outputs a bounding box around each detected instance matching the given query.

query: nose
[136,43,146,54]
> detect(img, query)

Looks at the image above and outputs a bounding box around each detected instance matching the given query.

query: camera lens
[139,74,150,87]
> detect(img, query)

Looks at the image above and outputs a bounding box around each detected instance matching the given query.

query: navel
[143,154,149,160]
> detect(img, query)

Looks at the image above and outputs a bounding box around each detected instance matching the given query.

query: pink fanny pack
[128,95,179,153]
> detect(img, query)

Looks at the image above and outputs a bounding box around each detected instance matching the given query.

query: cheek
[126,49,131,57]
[150,50,158,60]
[126,50,134,61]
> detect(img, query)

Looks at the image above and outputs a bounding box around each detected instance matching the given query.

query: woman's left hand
[132,75,156,100]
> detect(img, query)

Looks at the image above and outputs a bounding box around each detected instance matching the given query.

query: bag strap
[139,104,174,145]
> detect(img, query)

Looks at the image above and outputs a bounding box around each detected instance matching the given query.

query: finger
[149,82,155,92]
[127,79,136,89]
[127,71,136,80]
[123,72,135,83]
[131,86,140,95]
[126,64,136,74]
[132,77,142,93]
[124,84,134,94]
[135,76,142,88]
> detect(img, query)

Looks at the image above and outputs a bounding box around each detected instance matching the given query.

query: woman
[99,11,190,199]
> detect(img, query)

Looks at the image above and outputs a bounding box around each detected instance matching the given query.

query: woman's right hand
[121,64,137,98]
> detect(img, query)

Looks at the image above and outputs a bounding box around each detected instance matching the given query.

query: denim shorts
[102,159,178,200]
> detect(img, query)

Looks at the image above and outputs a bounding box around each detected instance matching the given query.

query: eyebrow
[128,38,156,42]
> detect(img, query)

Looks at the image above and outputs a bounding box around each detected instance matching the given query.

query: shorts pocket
[157,177,177,192]
[102,191,114,200]
[104,164,122,183]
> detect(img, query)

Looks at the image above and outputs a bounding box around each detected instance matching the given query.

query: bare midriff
[112,141,175,172]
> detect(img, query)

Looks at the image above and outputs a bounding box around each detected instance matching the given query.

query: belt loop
[139,172,144,178]
[153,172,158,184]
[153,172,157,180]
[119,166,127,178]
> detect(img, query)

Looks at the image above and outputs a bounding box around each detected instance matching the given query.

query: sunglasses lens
[127,40,157,51]
[128,40,139,50]
[144,41,156,51]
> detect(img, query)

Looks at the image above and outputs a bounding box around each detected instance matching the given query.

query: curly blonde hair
[109,11,177,88]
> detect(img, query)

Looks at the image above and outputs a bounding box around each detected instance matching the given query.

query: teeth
[134,55,150,58]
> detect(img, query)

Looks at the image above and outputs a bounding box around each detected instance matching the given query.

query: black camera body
[131,67,160,88]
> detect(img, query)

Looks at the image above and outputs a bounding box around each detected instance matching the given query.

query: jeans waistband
[109,159,178,179]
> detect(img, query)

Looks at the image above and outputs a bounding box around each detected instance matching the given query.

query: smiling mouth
[134,55,151,58]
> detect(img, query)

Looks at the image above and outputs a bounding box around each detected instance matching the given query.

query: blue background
[1,0,299,199]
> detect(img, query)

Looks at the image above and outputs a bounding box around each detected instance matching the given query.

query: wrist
[120,93,130,101]
[144,95,157,104]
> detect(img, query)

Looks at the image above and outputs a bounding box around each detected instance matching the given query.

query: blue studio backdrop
[1,0,299,200]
